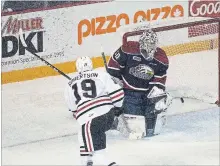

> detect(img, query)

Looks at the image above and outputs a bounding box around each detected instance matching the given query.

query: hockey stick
[168,88,219,105]
[101,52,108,70]
[172,96,218,105]
[19,29,71,80]
[101,46,108,70]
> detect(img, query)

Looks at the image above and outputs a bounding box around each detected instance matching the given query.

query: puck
[180,97,184,103]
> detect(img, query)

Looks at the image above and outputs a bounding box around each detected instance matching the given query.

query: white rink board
[2,1,189,72]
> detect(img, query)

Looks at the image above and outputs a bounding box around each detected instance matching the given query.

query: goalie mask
[76,56,93,73]
[139,29,158,61]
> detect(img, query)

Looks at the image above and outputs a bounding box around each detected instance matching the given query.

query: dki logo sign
[1,16,44,58]
[2,32,44,58]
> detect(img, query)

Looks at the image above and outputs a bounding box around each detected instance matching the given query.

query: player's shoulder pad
[112,47,122,60]
[121,41,140,55]
[154,47,169,66]
[112,46,129,62]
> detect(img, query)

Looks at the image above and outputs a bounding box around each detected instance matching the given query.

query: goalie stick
[19,29,71,80]
[172,95,218,105]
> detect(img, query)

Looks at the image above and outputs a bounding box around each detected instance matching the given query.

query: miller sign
[1,16,44,58]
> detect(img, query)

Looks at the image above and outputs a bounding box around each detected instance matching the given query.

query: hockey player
[65,56,124,166]
[107,28,171,138]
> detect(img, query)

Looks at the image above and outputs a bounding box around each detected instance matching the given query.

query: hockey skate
[86,161,93,166]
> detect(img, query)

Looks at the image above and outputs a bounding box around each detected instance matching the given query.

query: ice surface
[2,108,219,165]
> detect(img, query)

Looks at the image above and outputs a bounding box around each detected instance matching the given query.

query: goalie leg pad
[124,114,146,139]
[116,114,146,139]
[154,111,167,135]
[116,114,130,137]
[144,104,167,136]
[144,104,157,137]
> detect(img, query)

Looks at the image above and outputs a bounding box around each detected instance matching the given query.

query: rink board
[1,1,219,84]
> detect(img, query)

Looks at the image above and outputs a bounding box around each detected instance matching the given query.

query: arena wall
[1,0,219,84]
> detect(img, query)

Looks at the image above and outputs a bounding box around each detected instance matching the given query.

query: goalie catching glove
[147,86,172,114]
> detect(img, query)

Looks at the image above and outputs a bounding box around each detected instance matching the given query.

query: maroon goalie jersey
[107,41,169,91]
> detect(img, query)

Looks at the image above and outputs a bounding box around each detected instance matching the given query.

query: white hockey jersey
[65,69,124,125]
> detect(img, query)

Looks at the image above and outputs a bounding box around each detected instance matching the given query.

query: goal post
[122,18,220,106]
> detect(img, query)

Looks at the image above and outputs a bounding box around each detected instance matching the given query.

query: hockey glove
[111,107,124,117]
[154,93,172,114]
[147,86,172,114]
[111,76,123,87]
[147,86,167,104]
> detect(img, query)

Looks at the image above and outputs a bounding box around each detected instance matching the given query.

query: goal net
[120,18,219,106]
